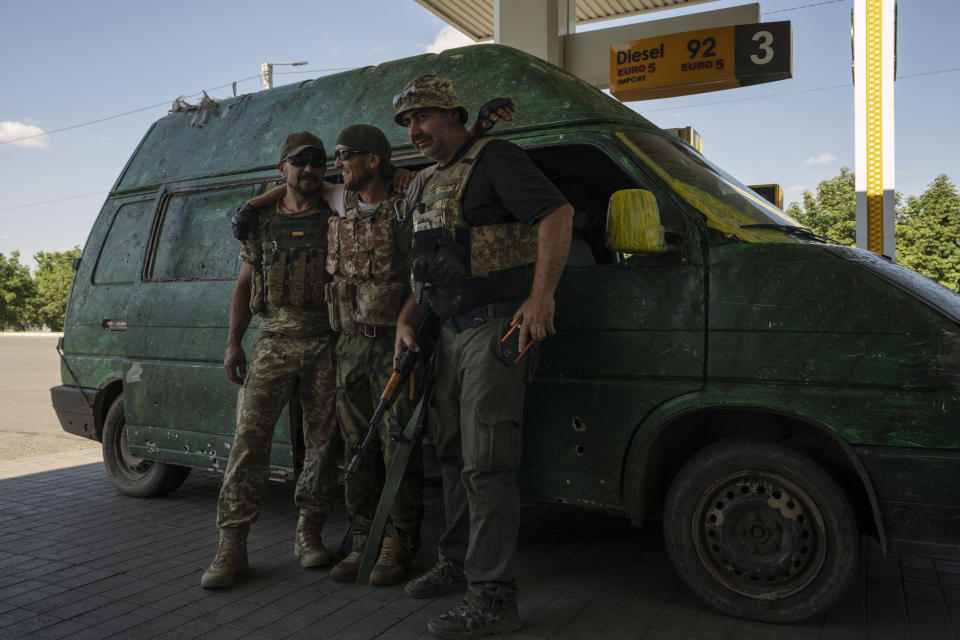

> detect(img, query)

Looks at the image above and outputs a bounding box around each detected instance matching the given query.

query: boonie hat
[393,74,468,125]
[280,131,326,162]
[336,124,392,167]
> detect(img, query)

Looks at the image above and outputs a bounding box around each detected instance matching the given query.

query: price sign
[610,21,792,101]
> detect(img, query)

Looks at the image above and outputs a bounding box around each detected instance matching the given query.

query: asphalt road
[0,333,99,460]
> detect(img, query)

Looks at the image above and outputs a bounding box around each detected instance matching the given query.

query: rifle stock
[343,313,440,481]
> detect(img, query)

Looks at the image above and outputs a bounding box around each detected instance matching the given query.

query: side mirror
[605,189,672,254]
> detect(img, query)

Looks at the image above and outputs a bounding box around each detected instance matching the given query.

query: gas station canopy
[415,0,721,41]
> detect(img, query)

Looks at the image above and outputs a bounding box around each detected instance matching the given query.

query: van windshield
[618,130,808,244]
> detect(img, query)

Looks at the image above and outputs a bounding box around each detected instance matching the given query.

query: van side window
[93,200,153,284]
[147,184,259,281]
[527,144,645,267]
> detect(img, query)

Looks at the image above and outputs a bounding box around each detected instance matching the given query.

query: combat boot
[426,595,521,639]
[330,550,362,583]
[294,514,333,568]
[200,528,248,589]
[369,536,409,586]
[404,559,466,599]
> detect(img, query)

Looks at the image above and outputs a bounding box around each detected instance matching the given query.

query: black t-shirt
[430,136,568,316]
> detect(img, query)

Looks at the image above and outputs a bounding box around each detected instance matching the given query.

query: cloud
[803,152,837,166]
[0,234,9,240]
[0,121,49,148]
[426,25,474,54]
[785,185,806,195]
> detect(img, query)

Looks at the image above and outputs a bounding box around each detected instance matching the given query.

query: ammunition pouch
[326,280,407,332]
[325,280,357,332]
[250,268,265,315]
[356,281,407,326]
[260,209,330,310]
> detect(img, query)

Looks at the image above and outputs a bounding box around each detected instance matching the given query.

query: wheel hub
[117,420,154,477]
[694,473,827,598]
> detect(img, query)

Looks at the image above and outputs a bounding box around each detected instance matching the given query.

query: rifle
[344,312,440,481]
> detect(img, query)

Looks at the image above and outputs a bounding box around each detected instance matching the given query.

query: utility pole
[261,61,308,90]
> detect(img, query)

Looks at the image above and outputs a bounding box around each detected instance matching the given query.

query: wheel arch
[93,378,124,442]
[625,401,886,554]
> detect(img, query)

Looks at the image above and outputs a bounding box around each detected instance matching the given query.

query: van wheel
[102,394,191,497]
[663,437,859,623]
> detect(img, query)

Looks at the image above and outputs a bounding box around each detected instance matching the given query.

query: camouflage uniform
[216,200,340,533]
[327,192,422,556]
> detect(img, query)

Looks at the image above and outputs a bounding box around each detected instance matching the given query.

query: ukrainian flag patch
[291,228,305,237]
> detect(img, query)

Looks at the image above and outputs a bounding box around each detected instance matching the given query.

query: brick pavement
[0,454,958,639]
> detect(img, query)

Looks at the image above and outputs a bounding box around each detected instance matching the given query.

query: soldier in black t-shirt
[393,75,573,639]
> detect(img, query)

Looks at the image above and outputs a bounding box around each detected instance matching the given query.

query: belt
[344,324,382,338]
[442,299,523,333]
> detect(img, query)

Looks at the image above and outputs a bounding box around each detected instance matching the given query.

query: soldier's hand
[470,97,515,135]
[392,167,415,194]
[394,321,419,368]
[224,341,247,385]
[511,293,556,353]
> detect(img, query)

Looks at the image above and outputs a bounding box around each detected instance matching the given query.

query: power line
[5,65,957,214]
[0,191,107,213]
[0,75,259,146]
[898,66,960,80]
[0,67,353,147]
[764,0,846,15]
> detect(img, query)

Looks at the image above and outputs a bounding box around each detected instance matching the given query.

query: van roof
[115,44,654,192]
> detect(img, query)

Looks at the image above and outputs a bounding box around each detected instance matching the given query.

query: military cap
[393,74,468,125]
[280,131,326,162]
[336,124,392,166]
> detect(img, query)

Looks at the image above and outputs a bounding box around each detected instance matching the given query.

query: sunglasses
[392,86,419,107]
[286,155,326,167]
[333,148,369,162]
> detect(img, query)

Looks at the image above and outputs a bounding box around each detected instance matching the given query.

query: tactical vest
[324,192,409,331]
[414,135,538,278]
[251,209,331,313]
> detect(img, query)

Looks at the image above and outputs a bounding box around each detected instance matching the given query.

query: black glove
[471,97,514,134]
[230,203,260,241]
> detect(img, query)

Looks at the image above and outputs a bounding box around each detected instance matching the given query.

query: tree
[896,175,960,291]
[0,252,37,330]
[29,246,82,331]
[785,167,857,245]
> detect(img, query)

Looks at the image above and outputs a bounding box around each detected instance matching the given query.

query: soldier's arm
[511,203,574,352]
[249,184,285,209]
[224,262,254,384]
[394,292,431,365]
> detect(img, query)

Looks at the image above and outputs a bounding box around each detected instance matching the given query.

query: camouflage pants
[429,316,538,603]
[217,331,340,531]
[336,330,423,556]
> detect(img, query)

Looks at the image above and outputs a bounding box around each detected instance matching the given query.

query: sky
[1,0,957,268]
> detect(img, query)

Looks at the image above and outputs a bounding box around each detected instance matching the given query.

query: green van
[52,44,960,623]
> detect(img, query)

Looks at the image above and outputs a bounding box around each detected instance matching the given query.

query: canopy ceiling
[415,0,721,41]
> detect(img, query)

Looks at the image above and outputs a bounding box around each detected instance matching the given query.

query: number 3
[750,30,774,65]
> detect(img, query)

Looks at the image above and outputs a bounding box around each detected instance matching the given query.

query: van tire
[663,437,859,623]
[102,394,191,497]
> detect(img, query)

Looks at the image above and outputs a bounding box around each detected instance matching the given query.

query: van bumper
[50,385,99,441]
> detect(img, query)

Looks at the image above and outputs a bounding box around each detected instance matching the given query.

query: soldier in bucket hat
[393,74,574,638]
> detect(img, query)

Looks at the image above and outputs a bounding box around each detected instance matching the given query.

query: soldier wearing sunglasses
[212,101,513,588]
[202,131,342,588]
